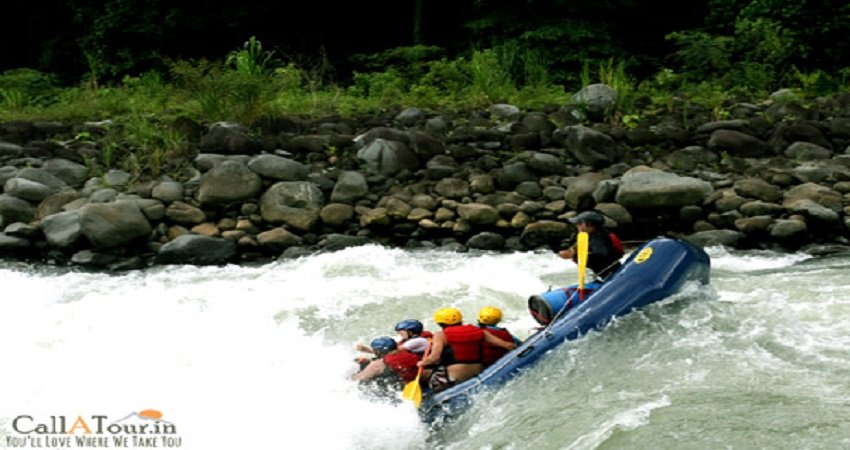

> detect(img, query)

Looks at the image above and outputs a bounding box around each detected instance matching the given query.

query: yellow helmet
[478,306,503,326]
[434,307,463,326]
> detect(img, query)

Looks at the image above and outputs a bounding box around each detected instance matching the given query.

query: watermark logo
[5,409,182,448]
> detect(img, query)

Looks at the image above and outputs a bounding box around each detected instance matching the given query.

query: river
[1,244,849,449]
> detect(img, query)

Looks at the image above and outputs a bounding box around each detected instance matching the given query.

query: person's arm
[418,332,445,367]
[558,247,576,261]
[356,343,375,354]
[351,358,387,382]
[483,331,517,350]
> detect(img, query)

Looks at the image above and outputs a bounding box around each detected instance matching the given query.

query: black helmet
[568,211,605,226]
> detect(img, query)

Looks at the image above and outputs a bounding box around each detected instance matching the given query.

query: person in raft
[351,336,420,394]
[418,307,517,393]
[477,306,521,366]
[355,319,431,358]
[558,210,624,280]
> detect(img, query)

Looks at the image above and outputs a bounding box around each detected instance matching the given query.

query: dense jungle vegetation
[0,0,848,164]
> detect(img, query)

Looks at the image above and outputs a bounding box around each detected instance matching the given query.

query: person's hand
[356,343,370,352]
[558,248,574,259]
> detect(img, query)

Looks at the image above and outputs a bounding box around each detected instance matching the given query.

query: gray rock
[103,169,132,188]
[615,168,714,208]
[516,181,542,199]
[320,234,372,252]
[733,178,782,203]
[783,183,843,212]
[558,125,622,169]
[4,177,53,202]
[785,141,831,160]
[330,171,369,203]
[70,250,118,267]
[520,220,569,248]
[770,219,808,240]
[256,227,303,250]
[320,203,354,227]
[260,181,324,231]
[457,203,499,225]
[0,142,24,158]
[707,130,769,157]
[41,210,83,248]
[151,181,184,203]
[0,194,35,223]
[467,232,505,250]
[0,166,17,186]
[155,234,237,265]
[356,138,419,175]
[527,152,565,175]
[571,83,616,121]
[198,160,262,206]
[4,222,40,238]
[496,162,537,190]
[565,172,605,210]
[434,178,470,199]
[199,122,260,155]
[685,230,745,247]
[166,201,206,225]
[16,167,67,191]
[247,154,309,181]
[42,158,89,187]
[395,107,425,126]
[80,201,152,249]
[89,188,118,203]
[0,233,29,251]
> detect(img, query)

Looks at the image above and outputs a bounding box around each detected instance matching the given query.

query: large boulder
[260,181,324,231]
[80,201,152,249]
[41,210,83,248]
[707,130,769,157]
[520,220,570,249]
[198,160,262,206]
[571,83,617,121]
[247,154,309,181]
[330,171,369,203]
[0,194,35,223]
[356,138,419,176]
[155,234,237,265]
[615,167,714,208]
[557,125,622,169]
[199,122,261,155]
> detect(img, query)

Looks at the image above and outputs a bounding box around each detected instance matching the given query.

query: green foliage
[94,114,190,179]
[0,69,60,110]
[226,36,279,76]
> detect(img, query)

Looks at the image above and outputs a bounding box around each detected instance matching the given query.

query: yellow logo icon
[635,247,653,264]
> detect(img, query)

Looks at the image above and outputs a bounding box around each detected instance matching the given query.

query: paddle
[576,231,589,301]
[401,342,431,407]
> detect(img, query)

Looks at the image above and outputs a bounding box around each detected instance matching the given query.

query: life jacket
[382,350,420,383]
[443,324,484,364]
[480,326,514,365]
[609,232,624,254]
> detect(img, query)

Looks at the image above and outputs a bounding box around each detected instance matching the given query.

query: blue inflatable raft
[419,236,711,424]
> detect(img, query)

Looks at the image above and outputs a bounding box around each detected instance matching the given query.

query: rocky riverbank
[2,85,850,269]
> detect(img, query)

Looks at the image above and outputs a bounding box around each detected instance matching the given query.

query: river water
[1,244,849,450]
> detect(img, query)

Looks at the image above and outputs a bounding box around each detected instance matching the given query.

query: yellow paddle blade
[577,231,589,291]
[401,374,423,407]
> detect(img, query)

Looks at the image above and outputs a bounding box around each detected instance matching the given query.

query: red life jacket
[480,326,513,365]
[382,351,420,383]
[609,232,624,254]
[443,324,484,364]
